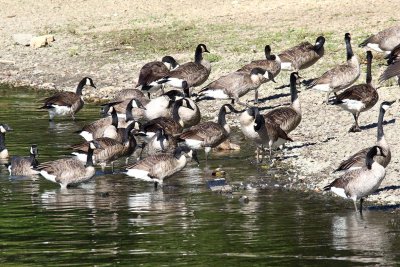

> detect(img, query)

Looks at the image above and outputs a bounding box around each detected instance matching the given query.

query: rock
[13,33,34,46]
[30,35,55,48]
[215,139,240,151]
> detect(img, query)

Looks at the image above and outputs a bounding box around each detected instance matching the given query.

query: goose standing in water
[125,146,199,188]
[39,77,96,120]
[157,44,211,97]
[330,51,379,132]
[178,104,240,161]
[37,140,101,189]
[324,146,386,213]
[7,145,39,176]
[265,72,302,134]
[135,56,179,98]
[279,36,325,71]
[0,124,12,160]
[303,33,360,104]
[196,68,275,105]
[333,101,395,173]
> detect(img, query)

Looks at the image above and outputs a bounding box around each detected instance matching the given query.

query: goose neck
[377,108,385,141]
[366,54,372,84]
[0,133,6,151]
[76,79,87,96]
[85,146,94,167]
[345,37,354,61]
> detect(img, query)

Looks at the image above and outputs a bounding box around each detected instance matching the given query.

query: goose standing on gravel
[303,33,360,104]
[135,56,179,98]
[0,124,12,159]
[379,43,400,86]
[39,77,96,121]
[333,101,394,173]
[237,45,281,79]
[7,145,39,176]
[178,104,240,160]
[324,146,387,213]
[37,140,101,189]
[265,72,302,134]
[279,36,325,71]
[125,146,199,188]
[196,68,275,105]
[240,107,292,162]
[157,44,211,97]
[330,51,379,132]
[359,25,400,53]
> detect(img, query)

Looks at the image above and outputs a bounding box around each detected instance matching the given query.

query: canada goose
[359,25,400,53]
[379,43,400,85]
[100,98,147,125]
[330,51,379,132]
[240,107,292,162]
[142,128,178,156]
[279,36,325,71]
[196,68,275,105]
[324,146,386,213]
[125,146,199,187]
[72,122,138,171]
[265,72,302,134]
[178,104,240,160]
[157,44,211,97]
[7,145,39,176]
[113,88,148,102]
[143,90,184,121]
[175,97,201,128]
[39,77,96,120]
[303,33,360,104]
[135,56,179,98]
[333,101,394,173]
[0,124,12,159]
[37,140,101,189]
[80,99,144,141]
[237,45,281,79]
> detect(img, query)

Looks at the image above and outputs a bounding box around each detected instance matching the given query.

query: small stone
[30,35,55,48]
[13,33,34,46]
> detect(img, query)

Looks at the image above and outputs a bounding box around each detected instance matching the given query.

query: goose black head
[128,98,146,110]
[345,33,351,41]
[314,36,325,50]
[253,109,265,131]
[0,124,12,133]
[84,77,96,89]
[89,140,102,150]
[380,100,395,111]
[290,72,301,82]
[161,56,179,70]
[175,98,195,110]
[222,104,241,114]
[197,43,210,53]
[163,90,184,101]
[30,144,38,156]
[100,100,123,115]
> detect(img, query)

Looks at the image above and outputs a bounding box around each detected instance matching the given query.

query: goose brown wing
[143,117,182,135]
[137,61,169,86]
[71,138,120,152]
[279,42,313,62]
[43,92,79,106]
[126,153,172,171]
[379,61,400,82]
[334,147,369,172]
[169,62,209,85]
[37,158,86,182]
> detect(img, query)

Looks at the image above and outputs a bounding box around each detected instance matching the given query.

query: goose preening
[265,72,302,134]
[135,56,179,98]
[196,68,275,105]
[39,77,96,120]
[279,36,325,71]
[359,25,400,53]
[333,101,394,173]
[37,140,101,189]
[174,97,201,128]
[125,146,199,187]
[178,104,240,160]
[237,45,281,80]
[7,145,39,176]
[324,146,386,213]
[303,33,360,104]
[379,43,400,86]
[72,122,139,171]
[157,44,211,97]
[240,107,292,162]
[0,124,12,159]
[142,128,178,156]
[143,90,184,121]
[329,51,379,132]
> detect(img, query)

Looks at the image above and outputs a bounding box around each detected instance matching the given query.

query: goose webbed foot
[359,198,364,214]
[349,125,361,132]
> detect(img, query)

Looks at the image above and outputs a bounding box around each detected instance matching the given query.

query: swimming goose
[135,56,179,98]
[379,43,400,86]
[39,77,96,120]
[279,36,325,71]
[265,72,301,134]
[72,122,138,171]
[0,124,12,159]
[7,145,39,176]
[196,68,274,105]
[303,33,360,104]
[359,25,400,53]
[237,45,281,79]
[125,146,199,187]
[37,140,101,189]
[178,104,240,160]
[330,51,379,132]
[157,44,211,97]
[333,101,394,173]
[324,146,386,213]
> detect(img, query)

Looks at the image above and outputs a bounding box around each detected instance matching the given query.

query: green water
[1,84,400,266]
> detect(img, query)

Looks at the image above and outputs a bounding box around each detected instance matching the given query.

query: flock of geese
[1,25,400,213]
